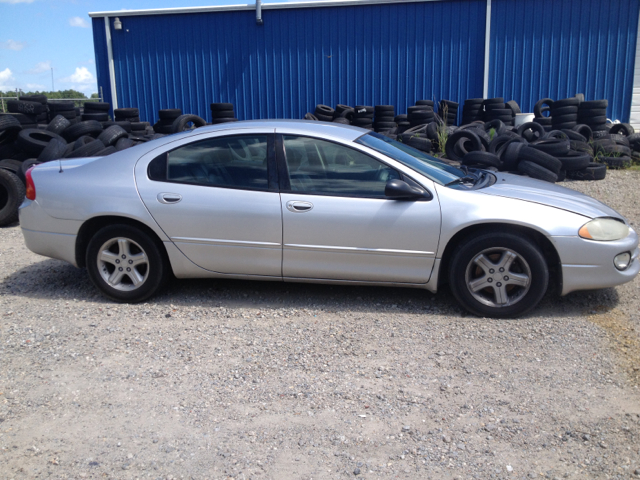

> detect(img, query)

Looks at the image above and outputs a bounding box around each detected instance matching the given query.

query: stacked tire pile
[483,98,515,126]
[398,124,432,153]
[48,101,79,125]
[533,98,553,131]
[332,104,354,125]
[2,96,48,128]
[373,105,396,133]
[408,102,435,127]
[578,100,608,134]
[438,100,459,126]
[0,100,211,226]
[210,103,238,124]
[592,123,635,169]
[444,119,607,182]
[461,98,484,124]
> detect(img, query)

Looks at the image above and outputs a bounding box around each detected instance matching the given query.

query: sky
[0,0,301,96]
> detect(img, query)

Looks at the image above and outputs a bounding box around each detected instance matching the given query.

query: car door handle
[286,201,313,213]
[157,193,182,204]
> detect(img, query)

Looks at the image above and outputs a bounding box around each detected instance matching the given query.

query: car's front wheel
[86,224,168,303]
[448,232,549,318]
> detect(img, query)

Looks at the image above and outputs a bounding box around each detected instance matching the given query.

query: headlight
[579,218,629,241]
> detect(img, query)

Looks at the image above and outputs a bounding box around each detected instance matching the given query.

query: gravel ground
[1,170,640,480]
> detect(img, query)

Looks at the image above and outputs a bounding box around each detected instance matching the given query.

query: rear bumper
[19,199,82,267]
[551,230,640,295]
[21,228,78,267]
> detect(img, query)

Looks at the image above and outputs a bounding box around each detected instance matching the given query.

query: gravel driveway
[1,170,639,480]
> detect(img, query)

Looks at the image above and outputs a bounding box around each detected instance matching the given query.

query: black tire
[16,129,66,156]
[82,112,109,122]
[46,115,71,135]
[86,224,169,302]
[581,115,608,125]
[19,94,47,104]
[577,108,608,118]
[67,139,105,158]
[484,119,506,134]
[599,155,631,169]
[552,114,578,124]
[315,113,334,122]
[115,137,135,151]
[0,159,22,174]
[556,169,566,182]
[416,100,435,106]
[517,160,559,182]
[158,109,182,120]
[405,136,432,152]
[579,100,608,109]
[7,100,47,115]
[37,138,68,162]
[489,134,520,155]
[558,151,591,171]
[550,106,579,116]
[609,123,634,136]
[483,97,505,105]
[448,231,549,318]
[542,130,569,140]
[210,103,233,111]
[445,130,483,161]
[566,162,607,180]
[534,98,554,117]
[304,113,318,121]
[315,104,335,116]
[210,109,235,119]
[518,146,562,173]
[114,108,139,117]
[98,125,129,146]
[0,115,22,143]
[529,139,570,157]
[462,151,501,168]
[571,124,593,140]
[95,146,117,157]
[171,114,206,133]
[63,120,103,141]
[209,118,238,125]
[570,140,593,154]
[505,100,521,114]
[517,122,545,142]
[84,102,110,112]
[374,122,397,130]
[0,169,25,226]
[553,97,580,108]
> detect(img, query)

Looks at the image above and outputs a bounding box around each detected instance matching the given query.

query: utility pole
[51,67,54,91]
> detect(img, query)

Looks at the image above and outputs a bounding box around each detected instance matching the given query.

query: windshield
[355,132,465,185]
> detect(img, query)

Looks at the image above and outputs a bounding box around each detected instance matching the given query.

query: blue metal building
[89,0,640,125]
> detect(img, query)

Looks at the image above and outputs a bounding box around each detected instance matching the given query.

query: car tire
[86,224,169,303]
[0,168,26,226]
[37,138,68,162]
[566,162,607,180]
[517,160,559,182]
[448,231,549,318]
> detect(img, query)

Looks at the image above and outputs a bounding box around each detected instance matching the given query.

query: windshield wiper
[445,175,477,187]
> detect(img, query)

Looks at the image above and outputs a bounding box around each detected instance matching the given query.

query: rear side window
[148,135,269,190]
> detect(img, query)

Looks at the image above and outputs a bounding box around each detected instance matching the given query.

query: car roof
[185,119,369,142]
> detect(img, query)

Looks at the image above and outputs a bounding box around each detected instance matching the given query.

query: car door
[277,133,441,283]
[135,129,282,277]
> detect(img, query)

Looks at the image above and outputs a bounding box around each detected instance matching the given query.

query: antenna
[58,158,63,173]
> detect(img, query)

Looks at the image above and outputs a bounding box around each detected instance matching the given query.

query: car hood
[480,172,624,221]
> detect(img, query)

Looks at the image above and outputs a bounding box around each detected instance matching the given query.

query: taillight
[25,166,36,200]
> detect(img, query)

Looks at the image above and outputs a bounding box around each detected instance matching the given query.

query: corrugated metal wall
[489,0,639,122]
[92,0,486,123]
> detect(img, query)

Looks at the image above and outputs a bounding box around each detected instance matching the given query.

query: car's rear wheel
[448,232,549,318]
[86,225,168,303]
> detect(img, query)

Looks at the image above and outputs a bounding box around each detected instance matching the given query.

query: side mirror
[385,179,430,200]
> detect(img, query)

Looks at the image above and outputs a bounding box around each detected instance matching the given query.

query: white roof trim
[88,0,442,18]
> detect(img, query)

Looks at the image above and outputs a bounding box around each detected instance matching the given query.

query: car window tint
[159,135,269,190]
[282,135,399,197]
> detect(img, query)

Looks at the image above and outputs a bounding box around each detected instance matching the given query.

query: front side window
[282,135,400,197]
[149,135,269,190]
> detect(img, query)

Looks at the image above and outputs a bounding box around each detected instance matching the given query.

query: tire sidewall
[449,233,549,318]
[86,225,167,303]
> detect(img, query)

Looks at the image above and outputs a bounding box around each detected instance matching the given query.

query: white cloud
[0,68,15,90]
[0,40,26,51]
[69,16,89,28]
[61,66,95,85]
[26,83,45,90]
[26,61,51,74]
[0,0,35,3]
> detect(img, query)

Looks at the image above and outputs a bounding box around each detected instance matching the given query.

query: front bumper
[550,229,640,295]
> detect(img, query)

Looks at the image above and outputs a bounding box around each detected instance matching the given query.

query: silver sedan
[19,120,639,317]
